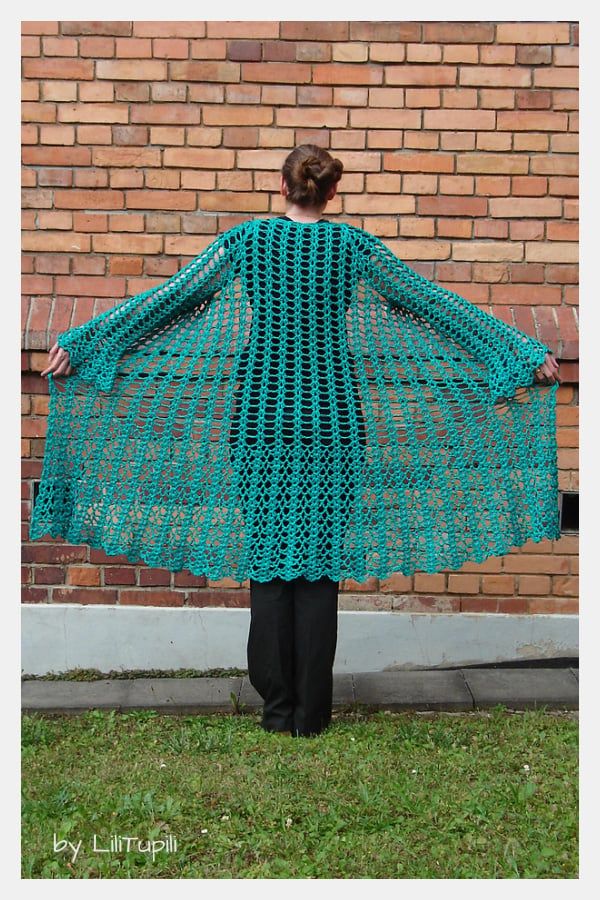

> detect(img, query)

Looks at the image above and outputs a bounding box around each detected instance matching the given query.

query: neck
[284,204,325,223]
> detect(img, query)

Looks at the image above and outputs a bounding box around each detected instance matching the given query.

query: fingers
[40,346,72,378]
[533,351,561,385]
[534,362,561,385]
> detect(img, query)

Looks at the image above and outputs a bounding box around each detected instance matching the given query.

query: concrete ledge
[462,667,579,710]
[21,679,131,714]
[22,668,578,715]
[124,677,243,714]
[353,670,472,710]
[21,604,579,676]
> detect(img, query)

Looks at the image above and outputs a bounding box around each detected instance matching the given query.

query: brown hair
[281,144,344,209]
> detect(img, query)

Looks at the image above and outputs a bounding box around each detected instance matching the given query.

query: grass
[21,667,248,682]
[21,705,578,879]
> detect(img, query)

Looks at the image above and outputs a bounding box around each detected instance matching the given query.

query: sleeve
[54,221,247,391]
[353,227,553,404]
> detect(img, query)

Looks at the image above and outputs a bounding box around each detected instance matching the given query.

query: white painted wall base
[21,603,578,677]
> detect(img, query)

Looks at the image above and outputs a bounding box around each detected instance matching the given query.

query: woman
[33,144,561,739]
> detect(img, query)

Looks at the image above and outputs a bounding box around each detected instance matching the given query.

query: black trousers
[247,575,339,737]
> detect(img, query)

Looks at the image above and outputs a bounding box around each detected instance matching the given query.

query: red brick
[458,154,529,174]
[384,152,455,173]
[439,175,474,195]
[22,587,49,603]
[23,58,94,79]
[552,575,579,596]
[438,220,472,239]
[53,190,124,210]
[163,147,235,169]
[491,284,560,305]
[368,44,406,64]
[489,197,562,218]
[479,88,516,109]
[103,567,136,585]
[529,597,578,614]
[187,590,250,608]
[386,65,457,86]
[530,155,578,176]
[79,36,115,57]
[61,21,131,36]
[475,175,511,196]
[33,566,65,584]
[460,597,499,612]
[67,565,101,586]
[442,44,480,65]
[280,21,349,41]
[547,222,578,241]
[549,176,578,197]
[441,88,478,108]
[119,590,184,607]
[133,22,207,38]
[422,23,494,43]
[139,568,172,586]
[262,40,295,62]
[526,242,578,264]
[22,35,40,56]
[91,148,161,168]
[123,190,196,210]
[23,146,92,166]
[406,44,442,63]
[497,111,569,131]
[496,23,570,44]
[405,88,440,108]
[480,45,516,65]
[417,196,488,216]
[21,21,59,35]
[42,36,78,56]
[554,47,579,67]
[516,89,552,109]
[52,588,118,604]
[153,38,192,59]
[460,66,531,87]
[511,176,548,196]
[401,174,438,196]
[509,221,544,241]
[424,109,496,130]
[474,221,508,239]
[350,22,420,41]
[313,63,383,85]
[96,59,168,81]
[350,109,420,129]
[516,45,552,66]
[496,598,529,613]
[241,62,310,84]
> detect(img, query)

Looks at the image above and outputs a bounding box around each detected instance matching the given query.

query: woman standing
[32,144,561,739]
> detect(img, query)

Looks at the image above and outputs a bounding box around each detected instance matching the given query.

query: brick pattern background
[21,20,579,612]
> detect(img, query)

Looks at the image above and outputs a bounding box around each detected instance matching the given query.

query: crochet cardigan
[29,216,560,582]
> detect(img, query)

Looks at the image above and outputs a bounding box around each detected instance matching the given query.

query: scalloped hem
[27,519,562,585]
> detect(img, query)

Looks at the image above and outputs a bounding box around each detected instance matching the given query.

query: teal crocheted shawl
[30,216,560,581]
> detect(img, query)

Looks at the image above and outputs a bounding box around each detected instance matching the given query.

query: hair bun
[282,144,344,209]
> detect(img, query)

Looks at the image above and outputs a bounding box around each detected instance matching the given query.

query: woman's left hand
[533,351,561,385]
[40,343,74,378]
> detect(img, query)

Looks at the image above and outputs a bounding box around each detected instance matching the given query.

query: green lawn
[22,706,578,879]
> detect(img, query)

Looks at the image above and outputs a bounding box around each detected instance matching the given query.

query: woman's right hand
[40,342,74,378]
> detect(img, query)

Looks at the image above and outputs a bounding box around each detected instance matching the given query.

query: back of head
[281,144,344,209]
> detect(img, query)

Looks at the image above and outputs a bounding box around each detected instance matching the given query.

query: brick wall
[21,20,579,613]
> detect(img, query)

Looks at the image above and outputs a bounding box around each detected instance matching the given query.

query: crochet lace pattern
[29,216,560,581]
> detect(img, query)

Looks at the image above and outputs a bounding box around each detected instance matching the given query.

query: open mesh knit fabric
[29,216,560,581]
